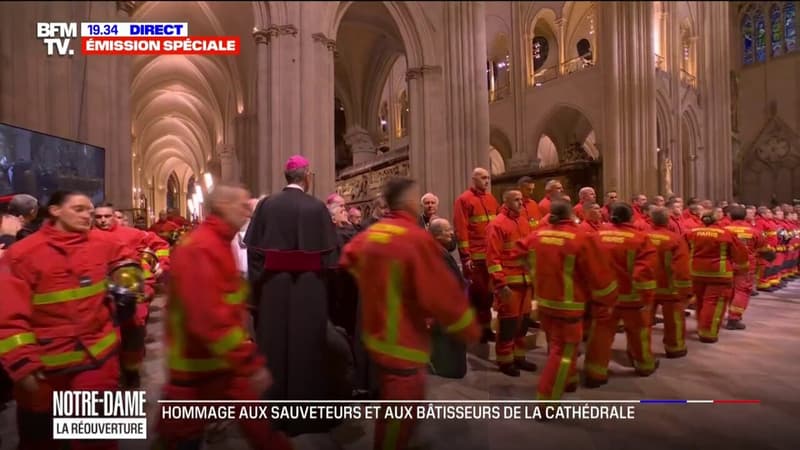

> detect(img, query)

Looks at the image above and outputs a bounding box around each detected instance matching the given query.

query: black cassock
[244,187,339,435]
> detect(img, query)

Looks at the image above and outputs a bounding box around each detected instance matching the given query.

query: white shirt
[231,220,249,274]
[286,184,304,191]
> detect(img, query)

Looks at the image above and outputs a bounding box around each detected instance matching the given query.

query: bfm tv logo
[36,22,77,56]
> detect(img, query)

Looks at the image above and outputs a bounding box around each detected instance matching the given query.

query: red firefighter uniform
[777,218,792,281]
[755,215,779,289]
[511,220,617,399]
[486,205,533,369]
[95,221,170,375]
[585,223,658,384]
[158,215,291,450]
[520,197,542,230]
[0,223,138,450]
[724,220,770,323]
[454,187,500,332]
[648,226,692,357]
[341,211,479,450]
[686,226,749,342]
[789,220,800,277]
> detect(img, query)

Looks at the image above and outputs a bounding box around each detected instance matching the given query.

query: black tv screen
[0,122,105,206]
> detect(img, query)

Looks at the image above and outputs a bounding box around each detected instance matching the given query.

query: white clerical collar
[286,184,305,191]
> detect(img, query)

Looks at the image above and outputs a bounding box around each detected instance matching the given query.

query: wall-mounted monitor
[0,122,105,206]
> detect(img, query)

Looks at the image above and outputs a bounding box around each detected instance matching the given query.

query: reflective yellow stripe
[626,250,635,278]
[469,215,495,224]
[633,280,656,290]
[209,326,246,356]
[496,353,514,363]
[32,281,107,305]
[655,288,677,295]
[487,264,503,274]
[664,250,674,290]
[0,332,36,355]
[592,281,617,298]
[673,279,692,288]
[224,283,249,304]
[382,419,401,450]
[719,244,728,274]
[363,334,429,364]
[619,293,641,302]
[528,250,537,280]
[472,252,486,260]
[143,270,153,279]
[536,298,585,311]
[691,270,733,278]
[40,330,117,367]
[563,255,575,302]
[155,249,170,257]
[168,300,228,372]
[458,241,469,249]
[385,262,403,344]
[445,309,475,334]
[551,343,575,400]
[529,219,538,228]
[505,275,526,284]
[634,327,655,371]
[585,362,607,377]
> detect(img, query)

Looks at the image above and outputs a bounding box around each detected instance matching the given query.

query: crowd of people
[0,155,797,450]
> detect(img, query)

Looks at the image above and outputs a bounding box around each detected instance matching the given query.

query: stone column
[216,143,236,183]
[344,126,377,165]
[699,2,732,201]
[509,2,528,165]
[436,1,490,219]
[306,30,336,198]
[234,113,257,191]
[599,2,657,198]
[556,18,567,74]
[252,27,273,197]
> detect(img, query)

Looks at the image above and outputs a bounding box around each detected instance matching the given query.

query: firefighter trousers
[373,366,426,450]
[729,273,753,321]
[536,314,581,400]
[494,286,532,365]
[693,281,733,342]
[120,303,148,373]
[14,356,120,450]
[467,261,492,329]
[584,304,656,381]
[653,296,687,356]
[158,376,292,450]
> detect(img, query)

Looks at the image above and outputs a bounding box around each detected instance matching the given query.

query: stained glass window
[771,4,783,56]
[786,2,797,52]
[743,12,754,64]
[755,9,767,62]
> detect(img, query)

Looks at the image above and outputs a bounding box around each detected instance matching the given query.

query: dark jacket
[441,245,467,290]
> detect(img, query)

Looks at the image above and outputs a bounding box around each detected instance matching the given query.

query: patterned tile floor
[2,282,799,450]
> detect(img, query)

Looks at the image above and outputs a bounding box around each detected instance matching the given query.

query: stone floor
[2,282,799,450]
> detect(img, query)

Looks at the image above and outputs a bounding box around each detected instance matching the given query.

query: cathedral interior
[2,1,798,219]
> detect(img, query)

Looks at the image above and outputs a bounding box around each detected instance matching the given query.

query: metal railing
[530,55,595,87]
[680,69,697,88]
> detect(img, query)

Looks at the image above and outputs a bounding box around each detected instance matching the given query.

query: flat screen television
[0,122,105,206]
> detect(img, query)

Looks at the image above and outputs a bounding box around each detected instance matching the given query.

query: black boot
[481,328,496,343]
[666,349,688,359]
[584,377,607,389]
[725,319,746,330]
[499,364,520,377]
[514,359,538,372]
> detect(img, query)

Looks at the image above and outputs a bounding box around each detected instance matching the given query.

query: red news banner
[82,37,240,55]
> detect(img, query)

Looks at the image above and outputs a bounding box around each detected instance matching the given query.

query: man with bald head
[573,186,596,221]
[486,189,536,375]
[538,179,564,216]
[454,167,500,342]
[419,192,439,229]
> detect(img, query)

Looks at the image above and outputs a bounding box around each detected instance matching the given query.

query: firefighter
[755,207,779,291]
[517,176,542,229]
[584,202,659,387]
[0,191,141,450]
[723,205,774,330]
[341,177,479,450]
[512,201,617,400]
[93,203,170,387]
[686,213,749,343]
[486,190,535,376]
[157,183,292,450]
[454,167,501,342]
[647,207,692,358]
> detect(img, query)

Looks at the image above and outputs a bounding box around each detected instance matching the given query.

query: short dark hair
[8,194,38,217]
[97,202,114,209]
[382,177,416,211]
[284,167,308,184]
[666,198,680,208]
[650,207,669,226]
[701,212,715,226]
[47,191,84,208]
[548,201,573,224]
[729,205,746,220]
[610,202,634,224]
[517,176,534,185]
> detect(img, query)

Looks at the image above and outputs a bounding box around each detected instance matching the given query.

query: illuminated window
[756,8,767,62]
[786,2,797,52]
[771,3,784,56]
[743,11,755,65]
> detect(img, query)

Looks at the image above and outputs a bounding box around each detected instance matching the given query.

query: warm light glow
[203,173,214,190]
[187,198,195,214]
[194,185,203,202]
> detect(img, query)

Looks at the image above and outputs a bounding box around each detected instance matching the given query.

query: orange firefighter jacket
[0,223,138,381]
[98,221,171,279]
[340,211,480,369]
[454,187,500,264]
[686,225,750,284]
[596,223,658,307]
[724,220,770,271]
[511,220,618,319]
[521,198,542,229]
[486,206,533,289]
[647,226,692,298]
[167,215,263,382]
